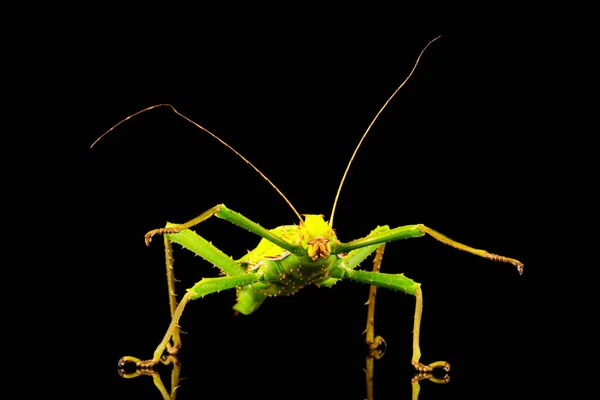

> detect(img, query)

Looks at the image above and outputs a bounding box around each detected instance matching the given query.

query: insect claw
[144,235,153,246]
[515,261,524,275]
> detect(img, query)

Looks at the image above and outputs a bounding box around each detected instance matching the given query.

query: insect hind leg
[119,273,263,369]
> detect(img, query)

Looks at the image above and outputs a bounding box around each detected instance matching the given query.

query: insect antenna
[91,104,303,222]
[329,36,441,227]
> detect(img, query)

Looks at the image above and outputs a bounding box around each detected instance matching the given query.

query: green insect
[94,36,523,374]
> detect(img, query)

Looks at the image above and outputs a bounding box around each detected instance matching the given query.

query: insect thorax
[233,216,340,315]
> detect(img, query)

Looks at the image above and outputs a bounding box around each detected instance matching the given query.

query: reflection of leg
[119,355,181,400]
[411,371,450,400]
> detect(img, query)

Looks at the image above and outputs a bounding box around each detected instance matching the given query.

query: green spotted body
[188,214,344,315]
[233,250,341,315]
[164,209,427,316]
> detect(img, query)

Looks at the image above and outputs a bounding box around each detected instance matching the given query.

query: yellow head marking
[303,215,330,237]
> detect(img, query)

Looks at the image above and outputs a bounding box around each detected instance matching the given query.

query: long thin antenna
[91,104,303,222]
[329,36,441,227]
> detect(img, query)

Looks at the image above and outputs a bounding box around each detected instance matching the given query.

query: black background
[53,9,547,400]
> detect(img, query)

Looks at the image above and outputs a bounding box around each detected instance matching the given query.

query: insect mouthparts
[307,236,331,260]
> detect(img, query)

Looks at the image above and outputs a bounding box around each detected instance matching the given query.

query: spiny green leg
[334,224,524,274]
[119,273,263,369]
[329,262,449,373]
[131,206,276,367]
[124,209,271,368]
[145,204,304,256]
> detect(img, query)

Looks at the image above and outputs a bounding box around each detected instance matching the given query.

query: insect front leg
[334,224,523,274]
[145,204,304,256]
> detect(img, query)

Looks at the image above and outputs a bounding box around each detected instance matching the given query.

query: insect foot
[366,335,387,360]
[118,354,181,380]
[145,227,181,246]
[118,355,159,370]
[411,360,451,373]
[485,253,524,275]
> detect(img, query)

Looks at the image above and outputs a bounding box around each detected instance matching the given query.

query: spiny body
[171,214,388,315]
[234,214,339,314]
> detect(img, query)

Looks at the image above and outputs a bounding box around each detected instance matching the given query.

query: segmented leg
[334,224,523,275]
[410,286,450,372]
[119,273,263,369]
[163,236,181,355]
[128,204,295,369]
[364,244,387,355]
[411,371,450,400]
[329,259,449,372]
[145,204,303,256]
[364,244,386,400]
[119,355,181,400]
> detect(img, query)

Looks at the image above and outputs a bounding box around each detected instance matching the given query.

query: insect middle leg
[329,248,450,372]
